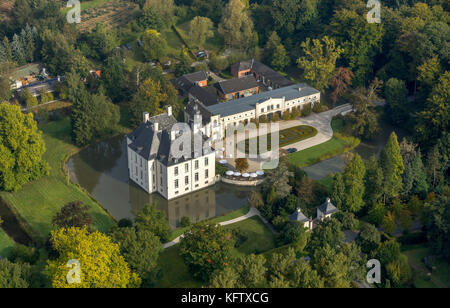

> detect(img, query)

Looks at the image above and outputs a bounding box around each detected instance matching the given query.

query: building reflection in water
[129,181,216,229]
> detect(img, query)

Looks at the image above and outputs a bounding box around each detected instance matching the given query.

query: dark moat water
[66,136,254,228]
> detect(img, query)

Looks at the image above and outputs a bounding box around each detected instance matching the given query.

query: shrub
[9,244,38,265]
[118,218,133,228]
[180,216,191,228]
[301,104,312,117]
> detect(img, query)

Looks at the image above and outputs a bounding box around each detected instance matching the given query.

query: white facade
[127,108,216,200]
[186,84,321,141]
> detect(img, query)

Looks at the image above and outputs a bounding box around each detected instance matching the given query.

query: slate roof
[189,85,219,107]
[185,100,213,125]
[251,60,293,87]
[128,111,212,166]
[173,71,208,94]
[231,59,254,73]
[318,198,339,215]
[232,59,293,87]
[183,71,207,83]
[289,209,309,223]
[206,83,320,117]
[215,75,258,95]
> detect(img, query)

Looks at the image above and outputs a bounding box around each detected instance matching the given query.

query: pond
[303,121,408,180]
[66,136,255,229]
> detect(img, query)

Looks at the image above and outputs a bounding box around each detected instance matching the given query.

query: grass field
[0,118,116,242]
[238,125,318,154]
[225,216,276,258]
[288,118,360,168]
[157,216,275,288]
[403,245,450,288]
[0,228,14,258]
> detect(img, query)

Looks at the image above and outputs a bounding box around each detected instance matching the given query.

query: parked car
[196,51,207,58]
[287,148,297,154]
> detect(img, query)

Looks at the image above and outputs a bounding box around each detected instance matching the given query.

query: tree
[330,67,354,104]
[364,156,383,206]
[71,87,120,146]
[188,16,214,48]
[143,0,175,25]
[0,61,15,102]
[297,36,343,92]
[21,88,38,108]
[342,154,366,213]
[332,173,345,210]
[380,132,405,202]
[385,78,408,125]
[415,72,450,146]
[264,31,281,63]
[279,222,309,253]
[347,78,382,140]
[141,29,168,62]
[235,158,249,173]
[383,211,396,235]
[0,259,32,288]
[356,223,381,254]
[0,104,49,191]
[180,222,235,282]
[330,8,383,86]
[135,203,171,242]
[296,176,314,205]
[422,195,450,260]
[271,44,290,70]
[102,55,130,102]
[218,0,255,50]
[311,244,353,288]
[129,78,168,126]
[263,158,293,198]
[52,201,93,230]
[46,227,141,288]
[109,227,162,286]
[308,218,344,253]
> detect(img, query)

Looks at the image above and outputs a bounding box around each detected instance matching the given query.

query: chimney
[298,87,302,92]
[297,208,301,213]
[153,122,159,132]
[170,130,176,141]
[326,197,331,204]
[166,105,172,117]
[143,112,150,123]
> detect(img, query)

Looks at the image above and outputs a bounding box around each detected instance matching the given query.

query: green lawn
[403,245,450,288]
[238,125,318,154]
[225,216,276,258]
[157,215,276,288]
[288,118,360,168]
[0,228,14,257]
[0,118,116,242]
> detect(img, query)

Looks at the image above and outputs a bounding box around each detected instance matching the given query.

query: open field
[0,118,116,242]
[0,0,13,22]
[176,21,224,53]
[0,228,14,258]
[62,0,139,32]
[288,118,360,168]
[156,216,275,288]
[403,245,450,288]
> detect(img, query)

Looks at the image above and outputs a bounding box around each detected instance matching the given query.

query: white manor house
[128,82,320,200]
[127,106,216,200]
[185,83,321,141]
